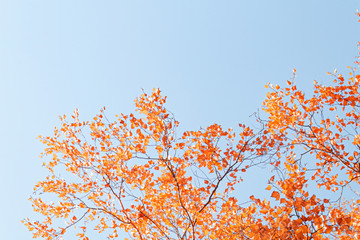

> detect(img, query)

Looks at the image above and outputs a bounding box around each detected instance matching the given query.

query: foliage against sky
[0,1,358,240]
[24,14,360,238]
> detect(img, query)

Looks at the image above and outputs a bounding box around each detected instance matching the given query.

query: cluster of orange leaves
[24,31,360,240]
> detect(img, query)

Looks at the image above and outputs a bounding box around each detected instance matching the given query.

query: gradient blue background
[0,1,359,239]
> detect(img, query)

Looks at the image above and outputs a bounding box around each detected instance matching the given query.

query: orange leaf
[271,191,280,201]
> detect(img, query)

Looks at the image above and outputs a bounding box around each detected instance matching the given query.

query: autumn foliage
[25,19,360,240]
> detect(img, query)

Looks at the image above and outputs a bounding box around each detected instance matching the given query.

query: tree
[25,19,360,240]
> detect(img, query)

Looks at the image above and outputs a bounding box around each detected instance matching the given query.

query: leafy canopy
[24,14,360,240]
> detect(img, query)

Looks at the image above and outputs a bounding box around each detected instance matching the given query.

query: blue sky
[0,1,359,239]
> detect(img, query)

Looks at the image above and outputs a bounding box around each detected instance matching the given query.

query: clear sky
[0,1,359,239]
